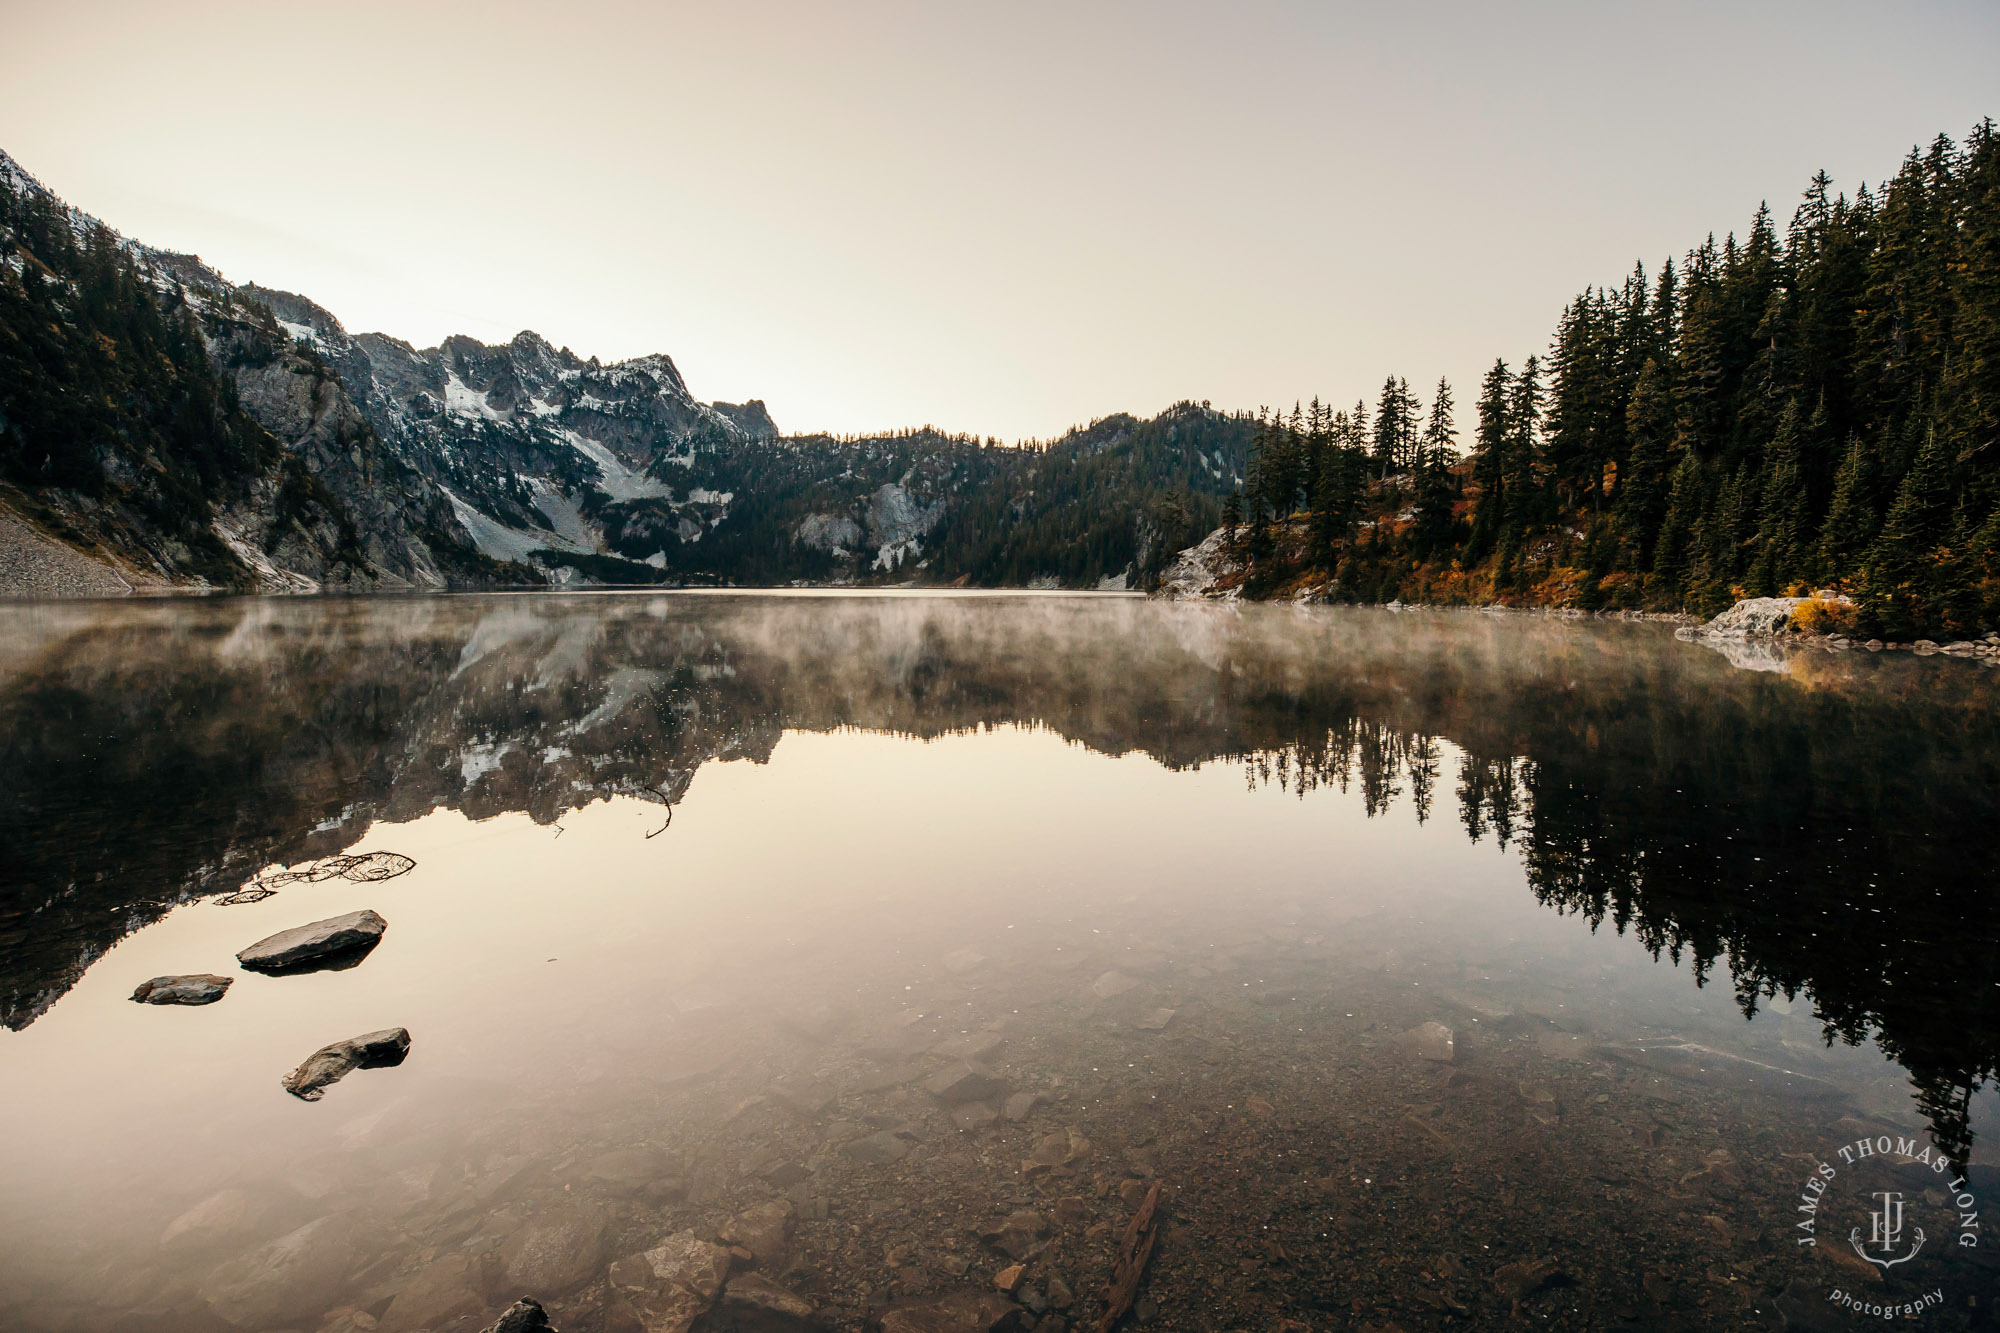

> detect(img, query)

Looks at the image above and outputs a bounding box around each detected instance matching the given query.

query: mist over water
[2,593,1997,1330]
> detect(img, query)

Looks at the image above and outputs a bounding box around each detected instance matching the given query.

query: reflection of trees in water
[1239,681,2000,1166]
[3,597,1996,1160]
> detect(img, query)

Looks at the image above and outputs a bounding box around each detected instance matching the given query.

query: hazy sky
[5,1,1997,441]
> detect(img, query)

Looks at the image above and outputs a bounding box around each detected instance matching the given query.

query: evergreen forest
[1226,120,2000,639]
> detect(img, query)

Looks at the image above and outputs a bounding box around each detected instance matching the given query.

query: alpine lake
[3,592,1997,1333]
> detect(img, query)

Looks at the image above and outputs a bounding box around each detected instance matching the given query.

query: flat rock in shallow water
[237,909,387,972]
[200,1215,358,1327]
[501,1201,609,1294]
[131,974,232,1005]
[879,1289,1031,1333]
[713,1273,818,1330]
[1402,1021,1456,1063]
[281,1027,410,1101]
[1598,1039,1845,1101]
[925,1060,1007,1105]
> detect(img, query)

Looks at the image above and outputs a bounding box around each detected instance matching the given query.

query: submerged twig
[213,851,416,906]
[643,785,675,839]
[1098,1180,1163,1332]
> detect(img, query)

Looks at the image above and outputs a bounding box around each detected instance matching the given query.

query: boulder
[132,974,233,1005]
[631,1229,731,1300]
[720,1199,796,1268]
[501,1202,610,1295]
[237,909,387,972]
[483,1298,559,1333]
[282,1028,411,1101]
[879,1289,1032,1333]
[707,1272,819,1331]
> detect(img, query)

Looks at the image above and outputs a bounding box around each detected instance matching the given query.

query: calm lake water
[2,593,1997,1332]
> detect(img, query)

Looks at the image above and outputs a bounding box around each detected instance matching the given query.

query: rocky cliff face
[0,149,520,592]
[0,149,782,594]
[2,146,1251,595]
[240,284,781,571]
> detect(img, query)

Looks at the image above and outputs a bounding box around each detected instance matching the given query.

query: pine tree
[1373,376,1404,479]
[1616,358,1675,567]
[1422,378,1457,466]
[1862,424,1957,636]
[1818,431,1881,576]
[1466,360,1512,561]
[1748,399,1812,593]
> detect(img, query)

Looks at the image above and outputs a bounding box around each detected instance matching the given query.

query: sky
[4,1,1998,442]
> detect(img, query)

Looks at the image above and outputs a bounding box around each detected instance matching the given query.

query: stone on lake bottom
[925,1060,1008,1105]
[500,1201,609,1294]
[714,1272,817,1329]
[721,1199,796,1267]
[951,1101,999,1131]
[842,1129,913,1164]
[879,1288,1032,1333]
[1090,971,1142,999]
[1403,1021,1456,1062]
[381,1252,487,1332]
[634,1229,732,1300]
[482,1297,559,1333]
[199,1215,358,1328]
[1132,1007,1175,1031]
[979,1210,1049,1261]
[237,909,387,972]
[1001,1092,1042,1122]
[281,1027,410,1101]
[941,947,986,974]
[131,974,232,1005]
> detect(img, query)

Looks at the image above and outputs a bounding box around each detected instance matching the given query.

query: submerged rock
[978,1210,1049,1261]
[841,1129,913,1164]
[925,1060,1007,1105]
[709,1272,819,1331]
[382,1252,487,1332]
[607,1228,733,1332]
[1402,1021,1456,1062]
[501,1201,610,1295]
[281,1027,411,1101]
[131,974,232,1005]
[635,1229,732,1300]
[1090,971,1142,999]
[482,1298,559,1333]
[200,1215,358,1327]
[237,909,387,972]
[879,1289,1030,1333]
[721,1199,796,1268]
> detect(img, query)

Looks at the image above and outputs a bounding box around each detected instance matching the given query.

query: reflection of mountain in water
[4,595,1997,1156]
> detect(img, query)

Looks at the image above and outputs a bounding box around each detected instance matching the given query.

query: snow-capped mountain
[240,284,779,570]
[1,146,1253,595]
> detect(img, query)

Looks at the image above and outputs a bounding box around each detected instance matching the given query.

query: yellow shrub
[1791,597,1858,635]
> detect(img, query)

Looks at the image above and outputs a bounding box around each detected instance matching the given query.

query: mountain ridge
[1,147,1244,595]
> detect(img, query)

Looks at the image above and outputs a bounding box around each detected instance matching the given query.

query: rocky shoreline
[1675,595,2000,665]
